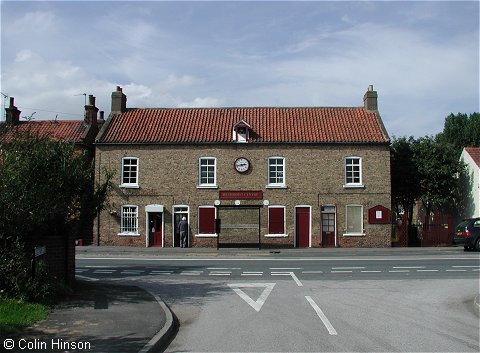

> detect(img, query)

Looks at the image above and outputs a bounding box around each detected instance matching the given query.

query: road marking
[302,271,324,274]
[416,269,439,272]
[271,271,303,286]
[361,270,382,273]
[331,270,352,273]
[180,271,203,275]
[228,283,276,312]
[209,271,231,276]
[241,272,263,276]
[393,266,425,269]
[76,275,99,281]
[94,270,115,273]
[305,296,338,335]
[269,267,303,270]
[331,267,365,270]
[121,270,144,274]
[207,267,241,270]
[150,270,173,275]
[446,269,467,272]
[452,265,480,268]
[388,270,410,273]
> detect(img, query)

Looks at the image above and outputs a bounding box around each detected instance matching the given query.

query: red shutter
[199,207,215,234]
[269,207,285,234]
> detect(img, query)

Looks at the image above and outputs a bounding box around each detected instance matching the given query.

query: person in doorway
[179,216,188,248]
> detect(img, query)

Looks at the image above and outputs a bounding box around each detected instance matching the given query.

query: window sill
[197,185,218,189]
[343,184,365,189]
[266,185,287,189]
[119,184,140,189]
[195,233,218,238]
[342,233,365,237]
[118,232,140,236]
[264,233,288,238]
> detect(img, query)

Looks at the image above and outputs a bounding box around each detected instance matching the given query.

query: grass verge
[0,298,49,334]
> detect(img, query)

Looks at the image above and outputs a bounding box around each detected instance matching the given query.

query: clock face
[234,157,250,173]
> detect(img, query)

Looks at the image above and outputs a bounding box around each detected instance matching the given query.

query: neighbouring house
[94,85,392,248]
[0,96,103,283]
[460,147,480,218]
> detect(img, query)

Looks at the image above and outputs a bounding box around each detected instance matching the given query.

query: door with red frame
[148,212,163,247]
[321,205,336,247]
[296,207,311,248]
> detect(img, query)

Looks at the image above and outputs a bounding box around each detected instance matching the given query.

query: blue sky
[1,1,478,138]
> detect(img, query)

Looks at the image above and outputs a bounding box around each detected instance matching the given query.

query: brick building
[95,85,391,248]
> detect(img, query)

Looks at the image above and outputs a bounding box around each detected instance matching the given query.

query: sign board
[34,246,46,257]
[368,205,391,224]
[219,190,263,200]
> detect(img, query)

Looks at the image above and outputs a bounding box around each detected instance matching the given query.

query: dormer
[232,120,251,143]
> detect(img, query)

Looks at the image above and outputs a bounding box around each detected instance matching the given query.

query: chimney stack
[111,86,127,114]
[5,97,21,125]
[363,84,378,112]
[84,94,99,126]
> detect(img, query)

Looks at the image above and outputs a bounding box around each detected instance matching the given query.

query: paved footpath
[1,280,174,353]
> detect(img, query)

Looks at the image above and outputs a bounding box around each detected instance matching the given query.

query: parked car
[454,218,480,251]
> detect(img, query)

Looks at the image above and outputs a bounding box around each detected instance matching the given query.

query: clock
[234,157,250,173]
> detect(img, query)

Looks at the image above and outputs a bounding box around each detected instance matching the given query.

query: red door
[149,213,163,247]
[296,207,310,248]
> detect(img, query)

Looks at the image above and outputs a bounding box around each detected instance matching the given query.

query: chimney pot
[5,96,21,125]
[88,95,95,106]
[111,86,127,114]
[363,85,378,112]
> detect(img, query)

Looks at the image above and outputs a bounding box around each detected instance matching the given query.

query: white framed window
[198,157,217,188]
[196,206,217,237]
[121,157,139,188]
[266,206,287,237]
[344,205,364,236]
[120,205,139,235]
[267,157,286,188]
[344,157,363,187]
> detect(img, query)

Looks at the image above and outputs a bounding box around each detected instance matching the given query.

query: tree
[411,136,462,227]
[438,112,480,156]
[391,136,421,226]
[0,131,112,300]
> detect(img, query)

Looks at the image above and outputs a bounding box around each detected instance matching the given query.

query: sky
[1,0,478,138]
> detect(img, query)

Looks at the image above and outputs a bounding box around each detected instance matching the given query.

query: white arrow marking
[228,283,276,312]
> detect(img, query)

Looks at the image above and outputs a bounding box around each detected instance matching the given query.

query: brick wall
[94,143,391,248]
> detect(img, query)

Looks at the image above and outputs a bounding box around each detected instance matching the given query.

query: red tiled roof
[98,107,389,144]
[0,120,87,143]
[465,147,480,167]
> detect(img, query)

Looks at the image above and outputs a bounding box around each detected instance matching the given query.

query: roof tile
[98,107,390,144]
[0,120,87,143]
